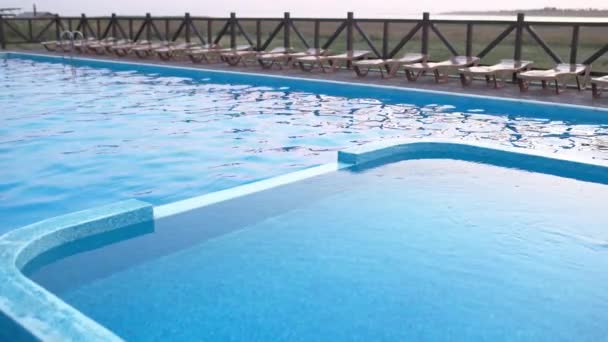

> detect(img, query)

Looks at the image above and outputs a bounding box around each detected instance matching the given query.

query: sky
[3,0,608,17]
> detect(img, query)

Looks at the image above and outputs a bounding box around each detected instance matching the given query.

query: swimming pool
[1,52,608,232]
[2,52,608,341]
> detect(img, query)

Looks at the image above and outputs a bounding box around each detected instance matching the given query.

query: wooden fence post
[128,18,133,40]
[256,20,261,50]
[79,13,85,37]
[382,21,389,59]
[284,12,290,48]
[55,14,61,40]
[145,13,151,41]
[0,15,5,49]
[27,19,33,42]
[466,23,473,56]
[570,25,579,64]
[314,20,320,49]
[346,12,354,52]
[230,12,236,48]
[514,13,524,61]
[207,19,213,46]
[421,12,430,56]
[164,18,169,40]
[111,13,117,39]
[185,13,191,42]
[346,12,354,68]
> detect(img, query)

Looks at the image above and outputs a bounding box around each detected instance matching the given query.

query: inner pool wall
[339,139,608,185]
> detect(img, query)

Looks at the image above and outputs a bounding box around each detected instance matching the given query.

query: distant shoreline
[443,8,608,17]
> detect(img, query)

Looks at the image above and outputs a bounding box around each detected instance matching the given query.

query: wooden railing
[1,12,608,72]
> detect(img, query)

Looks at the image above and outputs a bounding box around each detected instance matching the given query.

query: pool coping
[4,50,608,113]
[0,199,153,342]
[338,138,608,167]
[0,140,607,340]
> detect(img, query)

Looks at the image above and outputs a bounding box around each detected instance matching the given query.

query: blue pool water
[28,159,608,341]
[2,54,608,232]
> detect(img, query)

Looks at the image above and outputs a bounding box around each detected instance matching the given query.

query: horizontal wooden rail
[1,12,608,74]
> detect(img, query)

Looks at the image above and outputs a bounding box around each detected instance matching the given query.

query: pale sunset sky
[4,0,608,17]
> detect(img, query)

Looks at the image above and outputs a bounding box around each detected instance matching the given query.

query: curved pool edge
[0,140,607,340]
[0,199,153,342]
[339,139,608,183]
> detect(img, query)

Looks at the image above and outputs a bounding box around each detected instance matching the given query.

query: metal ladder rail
[59,30,85,69]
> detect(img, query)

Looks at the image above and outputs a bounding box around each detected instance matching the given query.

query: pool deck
[10,49,608,109]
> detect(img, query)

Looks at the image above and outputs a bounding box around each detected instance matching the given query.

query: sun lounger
[459,59,533,88]
[297,50,370,73]
[186,44,226,63]
[72,37,99,53]
[402,56,480,82]
[87,38,129,55]
[155,42,201,61]
[283,48,327,67]
[352,53,427,78]
[221,46,275,67]
[132,41,169,58]
[40,40,72,52]
[110,40,150,57]
[256,47,299,69]
[517,63,591,94]
[256,48,327,69]
[591,76,608,98]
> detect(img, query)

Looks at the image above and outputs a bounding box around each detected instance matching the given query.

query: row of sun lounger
[40,37,606,98]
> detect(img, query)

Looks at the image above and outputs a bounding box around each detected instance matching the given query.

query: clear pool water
[28,159,608,341]
[2,54,608,232]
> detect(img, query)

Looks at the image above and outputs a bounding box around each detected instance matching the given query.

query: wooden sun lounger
[256,47,299,69]
[110,40,150,57]
[352,53,427,78]
[402,56,480,83]
[591,76,608,98]
[87,38,128,55]
[186,44,225,63]
[256,48,326,69]
[283,48,327,66]
[72,38,99,53]
[132,41,169,58]
[41,40,72,52]
[517,63,591,94]
[218,45,255,66]
[154,42,202,61]
[459,59,533,88]
[221,46,273,67]
[297,50,370,73]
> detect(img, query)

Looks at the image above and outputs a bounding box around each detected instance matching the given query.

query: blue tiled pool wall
[339,142,608,185]
[26,166,355,293]
[6,52,608,125]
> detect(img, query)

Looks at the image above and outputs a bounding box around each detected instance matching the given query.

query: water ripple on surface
[1,58,608,231]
